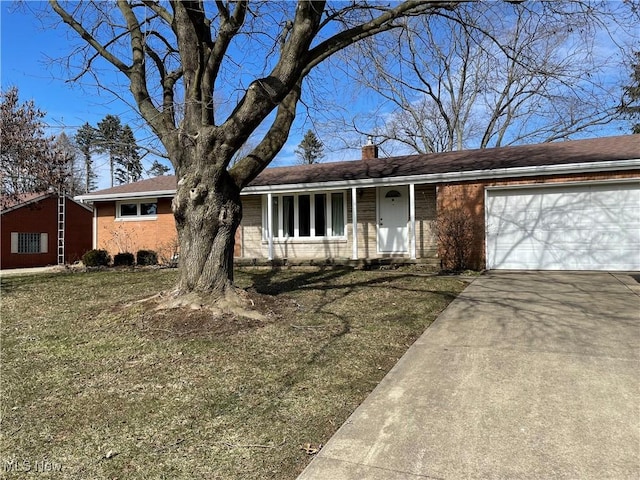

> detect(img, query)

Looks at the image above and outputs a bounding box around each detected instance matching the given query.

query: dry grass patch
[1,268,467,479]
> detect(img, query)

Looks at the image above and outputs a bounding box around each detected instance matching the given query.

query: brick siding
[437,171,640,270]
[95,198,178,262]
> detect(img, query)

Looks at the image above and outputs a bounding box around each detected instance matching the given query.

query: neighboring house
[74,175,179,263]
[1,193,93,269]
[76,134,640,271]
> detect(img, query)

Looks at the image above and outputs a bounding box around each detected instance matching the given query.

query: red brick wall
[1,197,92,269]
[96,198,178,262]
[64,199,93,263]
[437,171,640,270]
[95,198,241,263]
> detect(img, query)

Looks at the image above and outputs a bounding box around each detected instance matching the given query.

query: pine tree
[147,160,171,177]
[74,122,98,193]
[621,51,640,134]
[95,114,123,187]
[294,130,324,165]
[115,125,142,184]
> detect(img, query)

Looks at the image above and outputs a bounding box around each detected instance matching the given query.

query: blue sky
[0,1,338,189]
[2,2,636,190]
[1,2,170,188]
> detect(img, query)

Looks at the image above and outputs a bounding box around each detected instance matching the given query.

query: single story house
[76,134,640,271]
[1,192,93,269]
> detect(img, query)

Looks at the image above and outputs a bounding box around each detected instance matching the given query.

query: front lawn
[0,268,466,479]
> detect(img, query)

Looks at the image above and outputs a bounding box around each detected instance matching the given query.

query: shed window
[11,233,48,254]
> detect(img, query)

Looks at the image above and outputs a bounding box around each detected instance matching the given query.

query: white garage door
[486,182,640,271]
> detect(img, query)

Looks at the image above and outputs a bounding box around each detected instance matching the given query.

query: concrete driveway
[298,272,640,479]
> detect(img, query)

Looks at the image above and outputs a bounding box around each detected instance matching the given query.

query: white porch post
[409,183,416,260]
[351,187,358,260]
[267,193,274,261]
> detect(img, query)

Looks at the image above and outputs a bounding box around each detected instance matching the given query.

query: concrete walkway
[298,272,640,480]
[0,265,69,277]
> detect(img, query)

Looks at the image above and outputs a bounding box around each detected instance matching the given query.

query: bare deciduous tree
[48,0,456,314]
[54,131,85,196]
[1,87,71,203]
[340,1,638,153]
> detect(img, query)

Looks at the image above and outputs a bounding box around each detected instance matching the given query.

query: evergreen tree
[74,122,98,193]
[115,125,143,184]
[294,129,324,165]
[147,160,171,177]
[621,51,640,134]
[95,114,123,187]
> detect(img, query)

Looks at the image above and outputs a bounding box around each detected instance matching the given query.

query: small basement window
[116,199,158,219]
[11,233,48,254]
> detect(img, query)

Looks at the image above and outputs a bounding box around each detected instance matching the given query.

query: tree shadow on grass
[243,266,461,301]
[240,267,465,374]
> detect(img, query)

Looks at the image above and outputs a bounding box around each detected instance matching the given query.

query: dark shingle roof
[78,135,639,199]
[1,192,93,214]
[78,175,178,197]
[1,192,47,211]
[249,134,640,187]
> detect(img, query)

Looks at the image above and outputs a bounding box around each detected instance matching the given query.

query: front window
[140,202,157,215]
[119,203,138,216]
[264,191,347,239]
[116,199,158,219]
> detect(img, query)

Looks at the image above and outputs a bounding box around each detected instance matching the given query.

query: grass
[0,267,467,479]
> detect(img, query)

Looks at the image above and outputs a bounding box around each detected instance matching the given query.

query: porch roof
[75,134,640,201]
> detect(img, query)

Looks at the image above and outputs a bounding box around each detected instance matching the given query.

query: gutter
[74,189,176,203]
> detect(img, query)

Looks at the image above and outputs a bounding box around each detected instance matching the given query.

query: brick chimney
[361,136,378,160]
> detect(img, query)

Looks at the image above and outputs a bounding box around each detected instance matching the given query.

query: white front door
[378,186,409,253]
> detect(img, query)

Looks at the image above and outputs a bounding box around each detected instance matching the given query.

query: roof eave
[74,190,177,203]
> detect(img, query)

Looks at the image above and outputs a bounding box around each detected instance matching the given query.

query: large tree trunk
[171,161,242,303]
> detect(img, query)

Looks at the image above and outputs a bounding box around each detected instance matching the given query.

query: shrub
[437,206,475,272]
[82,249,111,267]
[136,249,158,266]
[156,239,179,267]
[113,252,135,267]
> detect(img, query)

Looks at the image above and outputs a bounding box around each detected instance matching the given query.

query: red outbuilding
[1,193,93,269]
